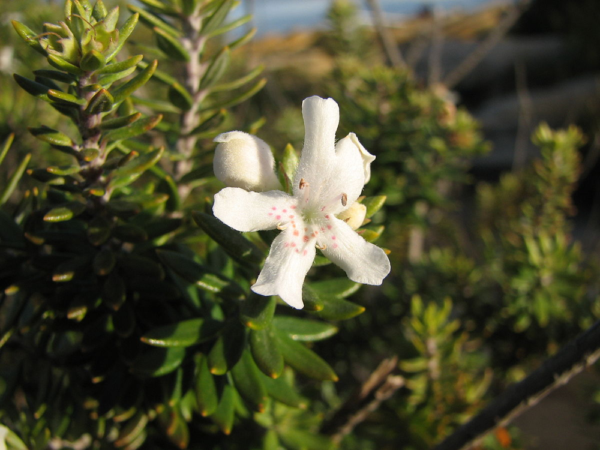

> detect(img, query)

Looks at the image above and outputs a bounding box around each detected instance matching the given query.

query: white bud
[213,131,282,192]
[337,202,367,230]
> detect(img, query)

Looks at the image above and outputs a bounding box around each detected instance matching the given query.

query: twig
[442,0,531,89]
[428,7,444,87]
[364,0,405,69]
[321,356,401,439]
[512,60,533,170]
[331,375,405,444]
[434,318,600,450]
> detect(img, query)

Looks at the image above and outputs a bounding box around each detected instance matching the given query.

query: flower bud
[213,131,282,192]
[337,202,367,230]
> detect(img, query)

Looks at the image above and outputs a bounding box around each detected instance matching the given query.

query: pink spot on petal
[291,205,297,209]
[303,236,309,242]
[291,242,296,247]
[333,243,338,249]
[284,242,289,247]
[295,249,300,253]
[268,213,272,216]
[325,215,330,219]
[327,225,332,230]
[289,215,294,219]
[293,230,299,236]
[303,250,307,256]
[332,236,336,240]
[272,207,277,210]
[276,215,281,220]
[283,209,287,213]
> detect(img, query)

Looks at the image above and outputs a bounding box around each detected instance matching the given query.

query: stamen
[316,243,327,250]
[341,193,348,207]
[299,178,310,204]
[277,223,287,230]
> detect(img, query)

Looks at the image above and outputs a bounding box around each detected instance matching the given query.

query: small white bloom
[213,96,390,309]
[213,131,282,192]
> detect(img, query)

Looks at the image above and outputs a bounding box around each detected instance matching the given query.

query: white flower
[213,96,390,309]
[213,131,282,192]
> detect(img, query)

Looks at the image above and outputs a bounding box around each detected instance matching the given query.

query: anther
[341,193,348,207]
[277,223,287,230]
[299,178,308,190]
[316,243,327,250]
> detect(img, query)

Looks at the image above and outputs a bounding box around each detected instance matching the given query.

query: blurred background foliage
[1,0,600,449]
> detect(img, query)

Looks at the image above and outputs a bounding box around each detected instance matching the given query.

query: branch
[321,356,404,443]
[364,0,406,69]
[442,0,531,89]
[434,319,600,450]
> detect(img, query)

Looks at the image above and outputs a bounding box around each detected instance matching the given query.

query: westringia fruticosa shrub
[0,1,392,449]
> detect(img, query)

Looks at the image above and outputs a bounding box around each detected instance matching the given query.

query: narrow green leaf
[111,59,157,104]
[107,13,139,62]
[93,247,116,276]
[187,110,228,136]
[81,49,106,71]
[0,211,25,246]
[47,89,86,106]
[132,347,185,377]
[29,126,73,147]
[228,26,256,51]
[310,278,360,299]
[249,325,284,379]
[88,216,112,246]
[201,78,266,112]
[109,147,164,181]
[102,271,126,310]
[168,82,193,110]
[127,5,181,38]
[276,330,338,381]
[12,20,46,55]
[113,223,148,243]
[199,46,230,91]
[47,165,81,176]
[0,133,14,166]
[106,199,141,218]
[207,14,252,38]
[207,321,246,375]
[114,411,148,448]
[212,65,263,92]
[202,0,234,35]
[43,201,86,223]
[211,384,235,435]
[231,350,268,412]
[0,154,29,206]
[100,112,142,130]
[32,70,76,84]
[273,317,338,342]
[141,318,223,347]
[118,253,164,279]
[48,55,85,76]
[97,55,143,75]
[154,27,189,62]
[241,295,276,330]
[13,74,50,99]
[138,60,177,85]
[98,66,137,87]
[262,372,307,408]
[195,354,219,417]
[361,195,387,218]
[156,249,244,298]
[192,212,263,268]
[137,0,178,15]
[103,115,162,143]
[279,430,335,450]
[85,88,114,114]
[358,225,384,243]
[312,297,365,321]
[92,0,108,20]
[282,143,299,182]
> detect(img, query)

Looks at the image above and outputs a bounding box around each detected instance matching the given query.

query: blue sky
[233,0,507,36]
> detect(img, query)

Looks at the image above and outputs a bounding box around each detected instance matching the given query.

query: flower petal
[213,187,295,232]
[213,131,282,192]
[294,96,339,197]
[348,133,375,183]
[318,218,390,285]
[252,230,317,309]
